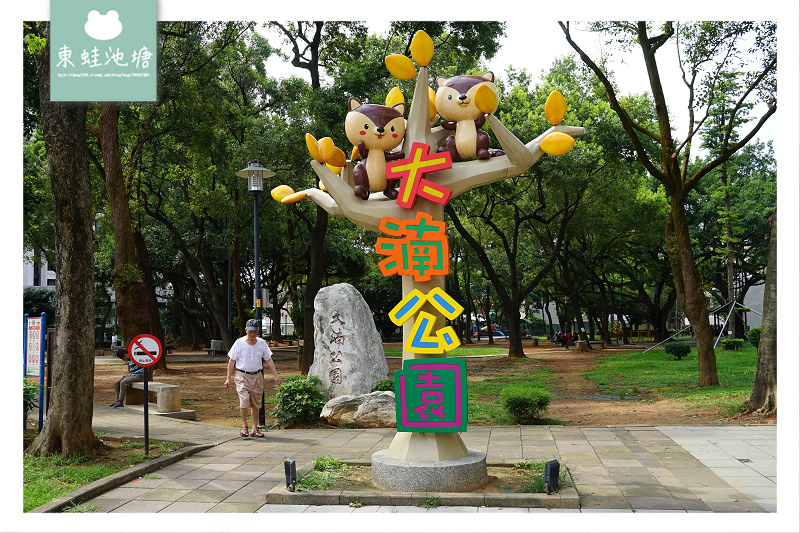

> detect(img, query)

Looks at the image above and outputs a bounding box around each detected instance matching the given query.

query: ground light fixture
[236,159,276,427]
[544,459,560,494]
[284,458,297,491]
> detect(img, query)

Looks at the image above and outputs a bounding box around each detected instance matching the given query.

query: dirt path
[93,342,768,428]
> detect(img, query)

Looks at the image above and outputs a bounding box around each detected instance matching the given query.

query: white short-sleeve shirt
[228,337,273,372]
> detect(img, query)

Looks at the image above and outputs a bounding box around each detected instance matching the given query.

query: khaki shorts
[234,371,264,409]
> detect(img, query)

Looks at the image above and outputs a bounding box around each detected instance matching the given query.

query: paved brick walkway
[54,403,775,516]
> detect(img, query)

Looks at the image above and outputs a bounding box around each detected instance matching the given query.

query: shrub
[500,386,550,424]
[271,375,327,426]
[664,341,691,360]
[721,338,744,351]
[23,379,38,419]
[747,327,761,347]
[372,378,394,392]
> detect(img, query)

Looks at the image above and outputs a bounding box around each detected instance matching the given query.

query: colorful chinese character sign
[376,212,449,281]
[386,142,453,209]
[50,0,157,101]
[394,358,468,433]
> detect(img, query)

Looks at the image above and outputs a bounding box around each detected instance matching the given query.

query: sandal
[250,430,265,438]
[240,429,249,437]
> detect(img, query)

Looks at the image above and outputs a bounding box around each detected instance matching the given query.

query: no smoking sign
[128,334,163,367]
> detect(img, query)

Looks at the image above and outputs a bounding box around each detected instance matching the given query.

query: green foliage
[500,386,551,424]
[23,379,38,418]
[420,496,440,509]
[372,379,394,392]
[271,375,327,426]
[296,456,348,490]
[747,327,762,347]
[721,338,744,351]
[514,460,567,493]
[23,287,55,319]
[664,341,692,360]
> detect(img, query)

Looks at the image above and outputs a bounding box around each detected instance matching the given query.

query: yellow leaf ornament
[474,84,498,114]
[271,184,295,201]
[385,87,405,108]
[409,30,434,66]
[544,91,567,125]
[540,132,575,156]
[385,54,416,80]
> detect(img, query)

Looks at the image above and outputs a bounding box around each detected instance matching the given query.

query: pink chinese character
[414,370,443,388]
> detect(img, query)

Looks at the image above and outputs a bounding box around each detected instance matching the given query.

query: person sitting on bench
[110,348,145,408]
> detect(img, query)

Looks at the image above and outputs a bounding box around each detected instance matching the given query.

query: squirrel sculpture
[344,97,406,200]
[435,71,504,161]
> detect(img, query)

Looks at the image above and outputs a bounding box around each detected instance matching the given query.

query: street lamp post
[236,159,275,428]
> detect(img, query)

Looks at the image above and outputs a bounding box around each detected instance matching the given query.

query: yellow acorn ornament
[544,90,567,125]
[385,54,416,80]
[409,30,433,67]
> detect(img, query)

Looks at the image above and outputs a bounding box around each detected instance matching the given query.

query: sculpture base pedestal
[372,432,488,492]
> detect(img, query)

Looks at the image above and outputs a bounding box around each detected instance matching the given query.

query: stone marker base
[371,448,488,492]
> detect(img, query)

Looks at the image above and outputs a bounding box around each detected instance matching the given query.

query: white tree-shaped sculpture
[277,37,583,462]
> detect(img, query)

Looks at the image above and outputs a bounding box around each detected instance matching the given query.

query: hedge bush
[664,341,691,360]
[500,386,550,424]
[271,375,327,426]
[747,327,761,347]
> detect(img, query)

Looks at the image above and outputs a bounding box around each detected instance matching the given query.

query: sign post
[24,313,47,430]
[128,334,163,455]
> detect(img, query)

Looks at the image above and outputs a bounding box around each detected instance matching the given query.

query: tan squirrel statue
[435,71,505,161]
[344,97,406,199]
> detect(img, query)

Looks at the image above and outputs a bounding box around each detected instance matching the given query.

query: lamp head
[236,159,275,194]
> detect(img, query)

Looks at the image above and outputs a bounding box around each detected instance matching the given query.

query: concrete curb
[266,484,580,509]
[265,462,580,509]
[28,443,216,513]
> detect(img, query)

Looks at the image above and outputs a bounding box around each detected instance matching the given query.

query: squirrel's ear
[481,71,495,82]
[347,97,362,111]
[436,77,447,88]
[392,102,405,116]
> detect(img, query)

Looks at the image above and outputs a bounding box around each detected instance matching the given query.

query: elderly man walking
[224,319,282,437]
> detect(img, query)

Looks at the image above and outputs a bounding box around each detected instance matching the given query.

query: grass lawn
[583,343,758,414]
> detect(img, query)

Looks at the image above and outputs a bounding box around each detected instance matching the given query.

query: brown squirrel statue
[435,71,504,161]
[344,97,406,200]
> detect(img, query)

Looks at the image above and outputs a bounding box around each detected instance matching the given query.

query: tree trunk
[134,228,167,369]
[27,30,102,456]
[98,102,153,349]
[301,205,328,374]
[746,210,776,415]
[667,200,719,386]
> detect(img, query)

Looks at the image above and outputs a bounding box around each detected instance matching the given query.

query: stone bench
[203,339,227,357]
[126,381,181,413]
[576,340,606,351]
